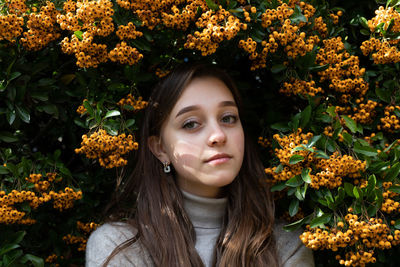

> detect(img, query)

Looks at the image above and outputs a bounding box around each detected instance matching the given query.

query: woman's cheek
[168,139,202,169]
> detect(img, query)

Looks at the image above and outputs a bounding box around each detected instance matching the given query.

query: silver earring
[163,162,171,173]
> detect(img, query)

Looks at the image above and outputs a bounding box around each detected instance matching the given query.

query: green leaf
[0,244,20,257]
[41,104,58,117]
[274,164,283,173]
[385,162,400,181]
[344,182,354,197]
[353,142,378,157]
[10,231,26,245]
[314,150,330,159]
[326,106,336,117]
[290,113,301,131]
[367,205,377,217]
[104,110,121,119]
[283,217,305,231]
[74,31,83,40]
[307,135,321,148]
[20,254,44,267]
[360,29,370,35]
[103,125,118,136]
[353,186,362,199]
[341,115,357,133]
[8,72,21,82]
[335,187,345,204]
[205,0,219,10]
[285,175,303,187]
[0,165,9,174]
[271,64,287,73]
[366,174,377,195]
[301,168,311,183]
[375,86,391,103]
[270,122,290,132]
[15,106,30,123]
[389,185,400,194]
[270,181,286,192]
[308,63,329,72]
[30,91,49,101]
[299,105,312,129]
[289,154,304,164]
[342,131,353,145]
[310,213,332,228]
[292,146,305,152]
[359,17,369,29]
[289,199,299,216]
[395,219,400,229]
[0,131,18,143]
[290,5,307,24]
[6,110,16,125]
[295,184,307,201]
[125,119,136,128]
[83,100,94,117]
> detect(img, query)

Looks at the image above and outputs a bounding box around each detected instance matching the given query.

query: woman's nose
[207,123,227,146]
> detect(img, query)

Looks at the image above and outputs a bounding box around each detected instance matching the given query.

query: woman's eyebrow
[175,101,237,118]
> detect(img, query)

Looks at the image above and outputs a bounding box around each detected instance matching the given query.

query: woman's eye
[221,115,238,124]
[182,120,199,129]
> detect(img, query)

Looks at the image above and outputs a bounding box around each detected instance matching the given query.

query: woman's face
[150,76,245,198]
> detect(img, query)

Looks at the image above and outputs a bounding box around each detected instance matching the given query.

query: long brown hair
[103,64,279,266]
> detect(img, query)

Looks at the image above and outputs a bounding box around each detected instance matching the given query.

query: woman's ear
[148,135,170,163]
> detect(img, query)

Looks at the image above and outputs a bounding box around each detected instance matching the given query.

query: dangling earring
[163,161,171,173]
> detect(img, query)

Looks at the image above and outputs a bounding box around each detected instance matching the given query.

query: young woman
[86,64,314,267]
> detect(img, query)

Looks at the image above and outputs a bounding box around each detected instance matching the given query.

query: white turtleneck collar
[181,190,227,229]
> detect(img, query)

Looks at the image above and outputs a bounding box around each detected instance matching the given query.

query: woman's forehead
[172,77,236,111]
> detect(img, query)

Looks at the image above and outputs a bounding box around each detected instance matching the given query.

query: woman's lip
[205,153,232,162]
[207,157,231,165]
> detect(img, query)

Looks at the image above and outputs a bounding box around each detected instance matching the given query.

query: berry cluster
[0,173,82,224]
[61,32,108,68]
[4,0,27,15]
[351,100,378,124]
[75,129,138,168]
[63,221,99,251]
[377,105,400,132]
[25,172,60,192]
[50,187,82,211]
[57,0,114,37]
[265,129,314,183]
[45,254,58,264]
[109,42,143,66]
[155,68,170,78]
[316,37,368,99]
[280,78,323,97]
[258,136,272,149]
[329,10,343,25]
[116,22,143,40]
[20,1,61,51]
[368,6,400,37]
[161,1,206,30]
[184,8,246,56]
[0,14,24,43]
[117,94,148,111]
[265,129,366,189]
[301,214,399,266]
[361,38,400,64]
[311,151,366,189]
[76,99,88,115]
[313,16,328,37]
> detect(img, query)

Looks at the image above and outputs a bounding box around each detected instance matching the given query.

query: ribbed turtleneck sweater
[86,191,314,267]
[181,190,227,266]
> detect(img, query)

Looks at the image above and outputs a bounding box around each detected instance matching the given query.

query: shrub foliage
[1,0,400,266]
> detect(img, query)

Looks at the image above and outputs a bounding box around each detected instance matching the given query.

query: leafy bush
[2,0,400,266]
